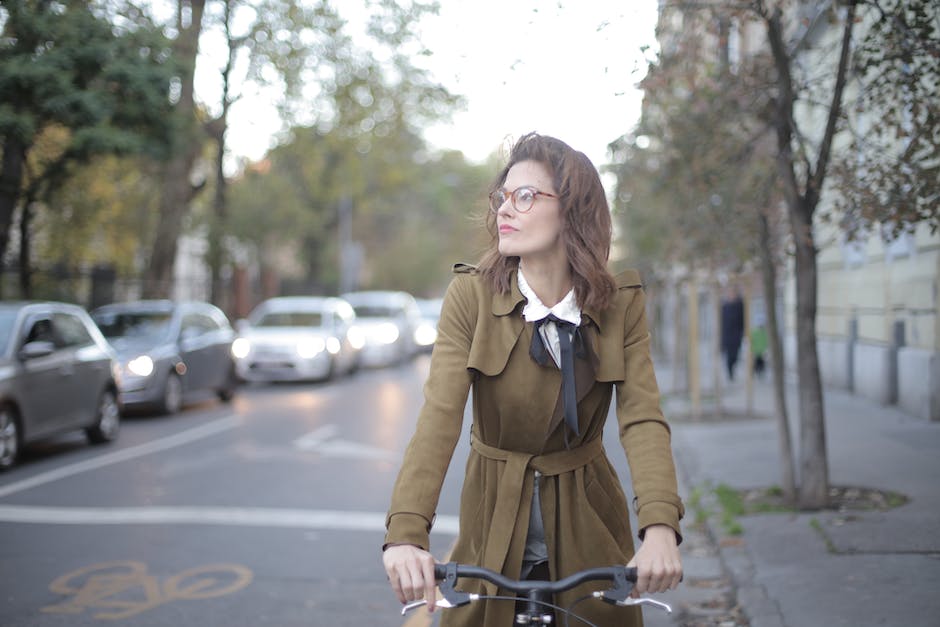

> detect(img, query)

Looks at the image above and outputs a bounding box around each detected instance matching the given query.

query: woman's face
[495,160,565,262]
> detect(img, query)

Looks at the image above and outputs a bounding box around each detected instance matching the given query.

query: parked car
[91,301,238,415]
[232,296,362,382]
[340,290,422,367]
[413,297,444,353]
[0,302,121,470]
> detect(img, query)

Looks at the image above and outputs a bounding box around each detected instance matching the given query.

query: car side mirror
[18,340,55,360]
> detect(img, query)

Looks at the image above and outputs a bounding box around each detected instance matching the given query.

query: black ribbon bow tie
[529,314,582,443]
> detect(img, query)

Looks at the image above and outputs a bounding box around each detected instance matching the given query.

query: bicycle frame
[401,562,671,626]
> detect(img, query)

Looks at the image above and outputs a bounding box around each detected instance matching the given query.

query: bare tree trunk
[18,201,32,298]
[0,137,27,299]
[764,3,855,509]
[142,0,206,299]
[711,278,723,415]
[688,277,701,420]
[743,279,754,416]
[208,0,237,307]
[672,279,684,394]
[759,208,796,502]
[791,203,828,508]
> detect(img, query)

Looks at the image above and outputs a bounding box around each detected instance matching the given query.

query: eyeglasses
[489,186,559,214]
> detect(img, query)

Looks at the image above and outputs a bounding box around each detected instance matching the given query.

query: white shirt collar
[517,268,581,326]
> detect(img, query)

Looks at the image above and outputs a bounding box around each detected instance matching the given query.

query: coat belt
[470,434,605,579]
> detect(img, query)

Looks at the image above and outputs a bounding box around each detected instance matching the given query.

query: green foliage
[227,125,490,295]
[0,0,178,158]
[714,483,745,517]
[829,0,940,239]
[39,153,162,274]
[0,0,179,289]
[608,23,772,275]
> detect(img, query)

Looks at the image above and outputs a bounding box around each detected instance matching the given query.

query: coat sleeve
[384,273,477,550]
[614,284,685,542]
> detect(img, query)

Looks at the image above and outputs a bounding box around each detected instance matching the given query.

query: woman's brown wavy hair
[477,132,617,312]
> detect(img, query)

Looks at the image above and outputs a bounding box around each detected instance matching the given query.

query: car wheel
[0,406,20,471]
[160,372,183,415]
[217,365,238,403]
[86,389,121,444]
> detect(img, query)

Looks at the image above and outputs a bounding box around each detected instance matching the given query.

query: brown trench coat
[385,266,684,626]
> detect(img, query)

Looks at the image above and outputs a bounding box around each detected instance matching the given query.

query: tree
[620,0,937,509]
[829,0,940,239]
[0,0,176,297]
[140,0,206,298]
[226,122,489,298]
[142,0,461,301]
[610,4,798,498]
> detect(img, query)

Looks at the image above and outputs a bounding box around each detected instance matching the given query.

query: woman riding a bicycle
[383,133,684,626]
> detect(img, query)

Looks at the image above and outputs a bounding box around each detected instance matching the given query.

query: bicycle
[400,561,672,626]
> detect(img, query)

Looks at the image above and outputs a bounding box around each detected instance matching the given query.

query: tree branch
[808,2,856,209]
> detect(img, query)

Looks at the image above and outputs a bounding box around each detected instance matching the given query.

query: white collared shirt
[517,268,581,368]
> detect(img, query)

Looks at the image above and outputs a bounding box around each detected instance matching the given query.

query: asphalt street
[0,356,464,627]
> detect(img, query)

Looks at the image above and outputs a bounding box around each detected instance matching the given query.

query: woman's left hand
[627,524,682,594]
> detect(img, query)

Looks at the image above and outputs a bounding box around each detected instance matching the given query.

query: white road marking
[293,424,339,449]
[0,415,240,499]
[0,505,460,534]
[293,425,398,461]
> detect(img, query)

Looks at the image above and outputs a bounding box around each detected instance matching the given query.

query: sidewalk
[654,362,940,627]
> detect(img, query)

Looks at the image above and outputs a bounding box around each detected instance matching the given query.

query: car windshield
[418,301,442,318]
[94,311,173,343]
[0,310,17,354]
[351,305,399,318]
[254,311,324,328]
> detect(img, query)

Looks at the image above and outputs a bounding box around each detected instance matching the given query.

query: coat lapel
[465,271,526,377]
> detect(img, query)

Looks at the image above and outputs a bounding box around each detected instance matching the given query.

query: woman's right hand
[382,544,438,611]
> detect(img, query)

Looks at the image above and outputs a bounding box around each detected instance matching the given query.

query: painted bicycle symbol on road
[41,560,253,620]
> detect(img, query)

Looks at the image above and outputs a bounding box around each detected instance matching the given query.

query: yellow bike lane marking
[41,560,253,620]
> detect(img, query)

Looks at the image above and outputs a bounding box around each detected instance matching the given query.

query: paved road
[0,356,472,627]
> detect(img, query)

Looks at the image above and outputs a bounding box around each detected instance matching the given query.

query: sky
[212,1,661,171]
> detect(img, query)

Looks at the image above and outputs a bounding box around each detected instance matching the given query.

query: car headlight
[297,337,326,359]
[414,323,437,346]
[326,337,341,355]
[373,322,400,345]
[347,326,365,350]
[127,355,154,377]
[232,337,251,359]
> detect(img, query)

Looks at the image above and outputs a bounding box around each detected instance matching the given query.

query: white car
[340,290,422,368]
[232,297,362,382]
[414,297,443,353]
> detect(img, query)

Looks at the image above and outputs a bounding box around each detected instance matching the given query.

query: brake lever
[401,563,481,615]
[400,597,460,615]
[615,597,673,613]
[594,566,672,614]
[593,591,672,613]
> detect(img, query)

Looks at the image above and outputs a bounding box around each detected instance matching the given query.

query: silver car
[233,296,362,382]
[0,302,121,470]
[92,301,239,415]
[340,290,422,367]
[414,297,444,353]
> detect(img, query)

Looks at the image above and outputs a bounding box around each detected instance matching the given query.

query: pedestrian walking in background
[750,316,768,379]
[720,286,745,381]
[381,132,684,626]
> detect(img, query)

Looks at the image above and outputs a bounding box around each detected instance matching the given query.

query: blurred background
[0,2,938,624]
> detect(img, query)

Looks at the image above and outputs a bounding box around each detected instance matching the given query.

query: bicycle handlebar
[401,561,671,616]
[432,562,637,596]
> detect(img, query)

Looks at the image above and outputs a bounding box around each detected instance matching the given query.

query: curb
[674,455,785,627]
